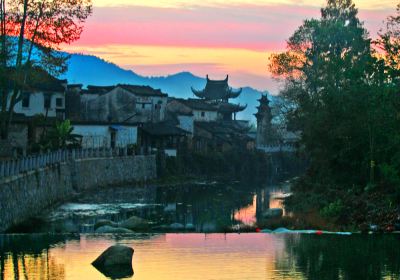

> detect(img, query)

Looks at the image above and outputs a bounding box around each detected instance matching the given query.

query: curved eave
[228,88,242,99]
[219,104,247,113]
[191,87,206,99]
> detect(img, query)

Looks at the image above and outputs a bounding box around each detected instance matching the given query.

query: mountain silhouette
[63,53,273,122]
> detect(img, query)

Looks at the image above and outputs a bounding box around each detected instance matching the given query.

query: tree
[0,0,92,139]
[45,119,81,149]
[376,3,400,84]
[269,0,388,188]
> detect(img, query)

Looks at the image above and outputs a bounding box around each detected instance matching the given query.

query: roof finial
[225,75,229,81]
[206,74,209,80]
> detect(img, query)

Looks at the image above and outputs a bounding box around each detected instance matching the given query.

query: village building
[12,68,67,120]
[165,75,253,153]
[191,75,242,102]
[3,68,68,155]
[139,122,190,156]
[65,84,171,150]
[191,75,246,121]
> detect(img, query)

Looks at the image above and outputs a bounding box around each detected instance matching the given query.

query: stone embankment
[0,155,156,232]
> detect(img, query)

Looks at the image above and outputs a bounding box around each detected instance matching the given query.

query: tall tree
[269,0,380,187]
[0,0,92,139]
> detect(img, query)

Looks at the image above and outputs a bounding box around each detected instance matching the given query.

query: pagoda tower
[255,94,274,146]
[191,75,242,103]
[191,75,246,121]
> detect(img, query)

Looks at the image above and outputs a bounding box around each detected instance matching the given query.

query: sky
[63,0,397,93]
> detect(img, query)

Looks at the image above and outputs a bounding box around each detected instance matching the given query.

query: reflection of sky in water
[234,185,290,225]
[1,234,301,280]
[2,233,400,280]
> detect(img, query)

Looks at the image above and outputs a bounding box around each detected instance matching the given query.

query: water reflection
[16,182,289,234]
[1,233,400,280]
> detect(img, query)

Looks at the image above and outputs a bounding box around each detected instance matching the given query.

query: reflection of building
[256,188,271,220]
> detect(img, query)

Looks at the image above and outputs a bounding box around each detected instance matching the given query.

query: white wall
[13,92,65,118]
[73,125,110,148]
[178,115,194,134]
[193,110,218,122]
[135,95,167,122]
[73,124,138,148]
[115,126,138,147]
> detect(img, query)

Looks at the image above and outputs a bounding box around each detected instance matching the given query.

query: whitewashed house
[72,122,138,149]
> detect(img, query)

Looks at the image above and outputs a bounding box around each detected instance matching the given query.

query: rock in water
[119,216,149,230]
[92,245,134,278]
[169,223,185,230]
[94,219,118,230]
[95,225,133,234]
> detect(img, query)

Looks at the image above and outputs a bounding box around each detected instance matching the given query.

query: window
[201,111,205,117]
[56,97,63,107]
[142,103,145,109]
[44,95,51,109]
[22,94,30,108]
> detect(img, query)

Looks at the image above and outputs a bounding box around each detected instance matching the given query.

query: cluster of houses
[7,71,281,157]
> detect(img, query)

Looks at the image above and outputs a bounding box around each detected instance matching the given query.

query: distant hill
[63,53,273,122]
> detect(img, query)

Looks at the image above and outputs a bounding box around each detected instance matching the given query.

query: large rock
[169,223,185,230]
[119,216,149,230]
[95,225,133,234]
[262,208,283,219]
[92,245,134,278]
[94,219,118,230]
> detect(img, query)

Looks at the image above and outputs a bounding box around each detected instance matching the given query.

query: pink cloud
[73,4,393,51]
[73,4,323,51]
[67,3,395,90]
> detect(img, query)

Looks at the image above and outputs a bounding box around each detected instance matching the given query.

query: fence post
[15,159,20,175]
[39,154,44,168]
[34,155,38,170]
[4,161,9,177]
[0,162,4,178]
[10,160,15,176]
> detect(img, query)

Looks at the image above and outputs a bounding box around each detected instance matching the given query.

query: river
[1,182,399,279]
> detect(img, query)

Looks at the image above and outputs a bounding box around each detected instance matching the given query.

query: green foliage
[269,0,400,226]
[42,119,81,150]
[270,0,400,186]
[379,163,400,187]
[320,199,344,218]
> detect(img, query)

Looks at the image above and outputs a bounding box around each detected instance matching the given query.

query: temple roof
[142,122,189,137]
[24,67,66,92]
[85,84,167,97]
[179,99,218,111]
[216,102,247,113]
[191,75,242,101]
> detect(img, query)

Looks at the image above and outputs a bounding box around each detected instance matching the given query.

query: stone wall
[0,155,156,232]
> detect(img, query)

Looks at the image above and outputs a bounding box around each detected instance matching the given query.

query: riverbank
[282,176,400,232]
[0,155,157,233]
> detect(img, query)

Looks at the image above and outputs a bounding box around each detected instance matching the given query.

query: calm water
[1,233,400,280]
[3,182,400,279]
[12,182,290,233]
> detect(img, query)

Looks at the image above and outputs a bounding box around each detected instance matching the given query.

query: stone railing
[0,147,131,180]
[256,144,296,153]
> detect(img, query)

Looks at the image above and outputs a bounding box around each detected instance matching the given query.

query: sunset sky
[64,0,397,92]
